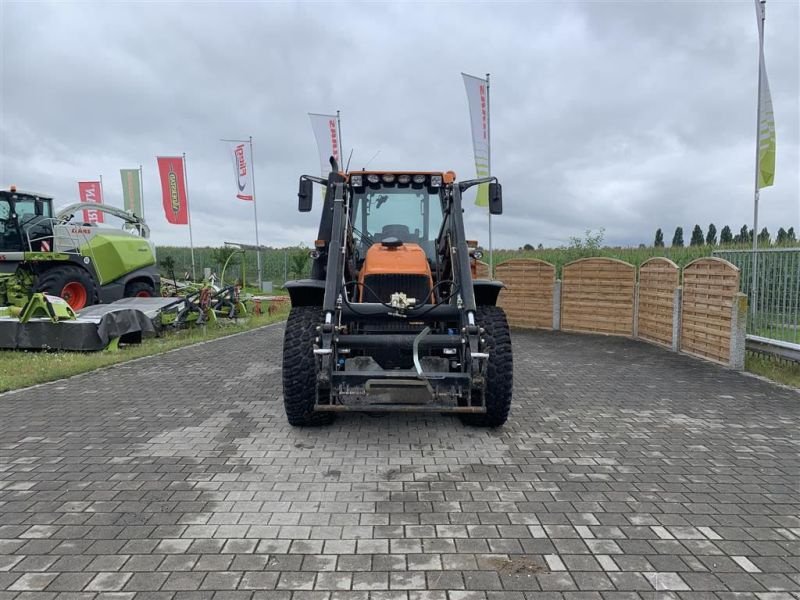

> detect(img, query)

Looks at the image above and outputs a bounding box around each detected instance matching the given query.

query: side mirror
[298,178,313,212]
[488,182,503,215]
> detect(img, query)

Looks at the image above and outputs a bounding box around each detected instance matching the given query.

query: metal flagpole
[486,73,493,279]
[249,135,263,291]
[182,152,197,281]
[336,110,343,169]
[751,0,765,320]
[139,164,145,221]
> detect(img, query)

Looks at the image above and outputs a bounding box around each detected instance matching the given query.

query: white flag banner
[228,141,254,201]
[308,113,342,177]
[462,73,490,207]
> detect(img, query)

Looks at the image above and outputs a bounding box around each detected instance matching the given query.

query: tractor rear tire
[125,281,155,298]
[460,306,513,428]
[35,265,99,311]
[282,306,335,427]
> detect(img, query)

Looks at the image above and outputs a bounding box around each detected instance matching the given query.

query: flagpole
[750,0,765,320]
[486,72,493,280]
[249,135,263,291]
[139,164,145,221]
[336,110,343,170]
[182,152,197,281]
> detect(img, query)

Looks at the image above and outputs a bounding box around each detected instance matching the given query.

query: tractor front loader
[282,161,513,427]
[0,187,160,311]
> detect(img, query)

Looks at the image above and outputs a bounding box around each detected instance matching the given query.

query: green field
[156,244,725,285]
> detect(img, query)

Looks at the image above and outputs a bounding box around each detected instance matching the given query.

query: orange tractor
[282,160,512,426]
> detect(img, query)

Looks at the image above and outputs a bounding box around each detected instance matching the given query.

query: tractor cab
[0,188,54,253]
[348,173,447,304]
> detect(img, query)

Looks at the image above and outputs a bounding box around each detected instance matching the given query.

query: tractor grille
[362,274,430,304]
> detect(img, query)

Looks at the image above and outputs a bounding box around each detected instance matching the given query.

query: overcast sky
[2,1,798,250]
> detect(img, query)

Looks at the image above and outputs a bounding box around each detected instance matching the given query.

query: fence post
[633,282,640,338]
[729,292,748,370]
[552,279,561,331]
[672,286,682,352]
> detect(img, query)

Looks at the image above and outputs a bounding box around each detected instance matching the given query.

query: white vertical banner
[462,73,490,207]
[228,141,254,201]
[308,113,342,176]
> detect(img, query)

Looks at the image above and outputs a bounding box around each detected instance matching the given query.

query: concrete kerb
[0,320,286,399]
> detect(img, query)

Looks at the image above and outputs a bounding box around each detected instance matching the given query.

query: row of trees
[654,224,797,248]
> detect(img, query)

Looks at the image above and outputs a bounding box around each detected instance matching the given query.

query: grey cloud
[1,0,797,252]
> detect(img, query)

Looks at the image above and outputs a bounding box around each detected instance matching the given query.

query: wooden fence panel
[496,259,556,329]
[561,258,636,335]
[680,257,740,364]
[638,257,679,347]
[474,260,490,279]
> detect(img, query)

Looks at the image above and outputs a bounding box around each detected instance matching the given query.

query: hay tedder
[282,160,513,427]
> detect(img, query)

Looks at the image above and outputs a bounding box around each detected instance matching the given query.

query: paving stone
[0,327,797,597]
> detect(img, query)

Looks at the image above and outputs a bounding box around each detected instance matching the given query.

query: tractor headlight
[430,175,443,187]
[367,174,380,184]
[412,174,426,184]
[381,174,396,183]
[397,174,411,184]
[350,174,363,187]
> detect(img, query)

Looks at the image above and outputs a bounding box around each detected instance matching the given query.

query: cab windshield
[351,186,443,259]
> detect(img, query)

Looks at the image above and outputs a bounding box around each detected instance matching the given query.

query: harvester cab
[0,187,160,311]
[282,161,513,427]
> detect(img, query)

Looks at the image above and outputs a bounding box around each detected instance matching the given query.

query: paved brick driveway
[1,323,798,599]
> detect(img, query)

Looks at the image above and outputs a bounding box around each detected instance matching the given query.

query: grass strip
[0,309,288,393]
[746,353,800,389]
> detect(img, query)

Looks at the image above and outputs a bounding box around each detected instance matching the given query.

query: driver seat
[380,224,411,242]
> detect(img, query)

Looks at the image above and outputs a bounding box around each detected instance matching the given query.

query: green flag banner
[754,0,776,189]
[757,55,776,189]
[120,169,142,217]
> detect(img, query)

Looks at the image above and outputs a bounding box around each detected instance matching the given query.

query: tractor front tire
[125,281,156,298]
[35,265,99,311]
[282,306,335,427]
[461,306,513,428]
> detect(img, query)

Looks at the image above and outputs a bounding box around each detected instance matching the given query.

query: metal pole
[139,164,145,221]
[751,0,766,320]
[98,174,105,225]
[486,72,493,279]
[182,152,197,281]
[284,249,288,283]
[336,110,343,170]
[249,136,263,291]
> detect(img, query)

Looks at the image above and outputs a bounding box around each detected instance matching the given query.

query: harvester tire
[35,265,98,311]
[282,306,335,427]
[460,306,513,428]
[125,281,155,298]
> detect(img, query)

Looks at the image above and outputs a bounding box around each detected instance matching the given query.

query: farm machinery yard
[0,187,272,352]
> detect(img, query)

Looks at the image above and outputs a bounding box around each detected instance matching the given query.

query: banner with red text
[227,142,254,201]
[462,73,490,207]
[78,181,104,223]
[156,156,189,225]
[308,113,342,177]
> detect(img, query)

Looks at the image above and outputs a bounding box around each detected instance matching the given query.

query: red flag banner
[157,156,189,225]
[77,181,104,224]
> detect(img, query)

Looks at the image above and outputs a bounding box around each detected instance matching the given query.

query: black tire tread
[461,306,513,427]
[282,306,334,426]
[35,265,99,307]
[125,281,155,297]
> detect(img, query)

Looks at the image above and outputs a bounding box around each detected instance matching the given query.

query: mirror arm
[458,176,498,192]
[301,174,328,186]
